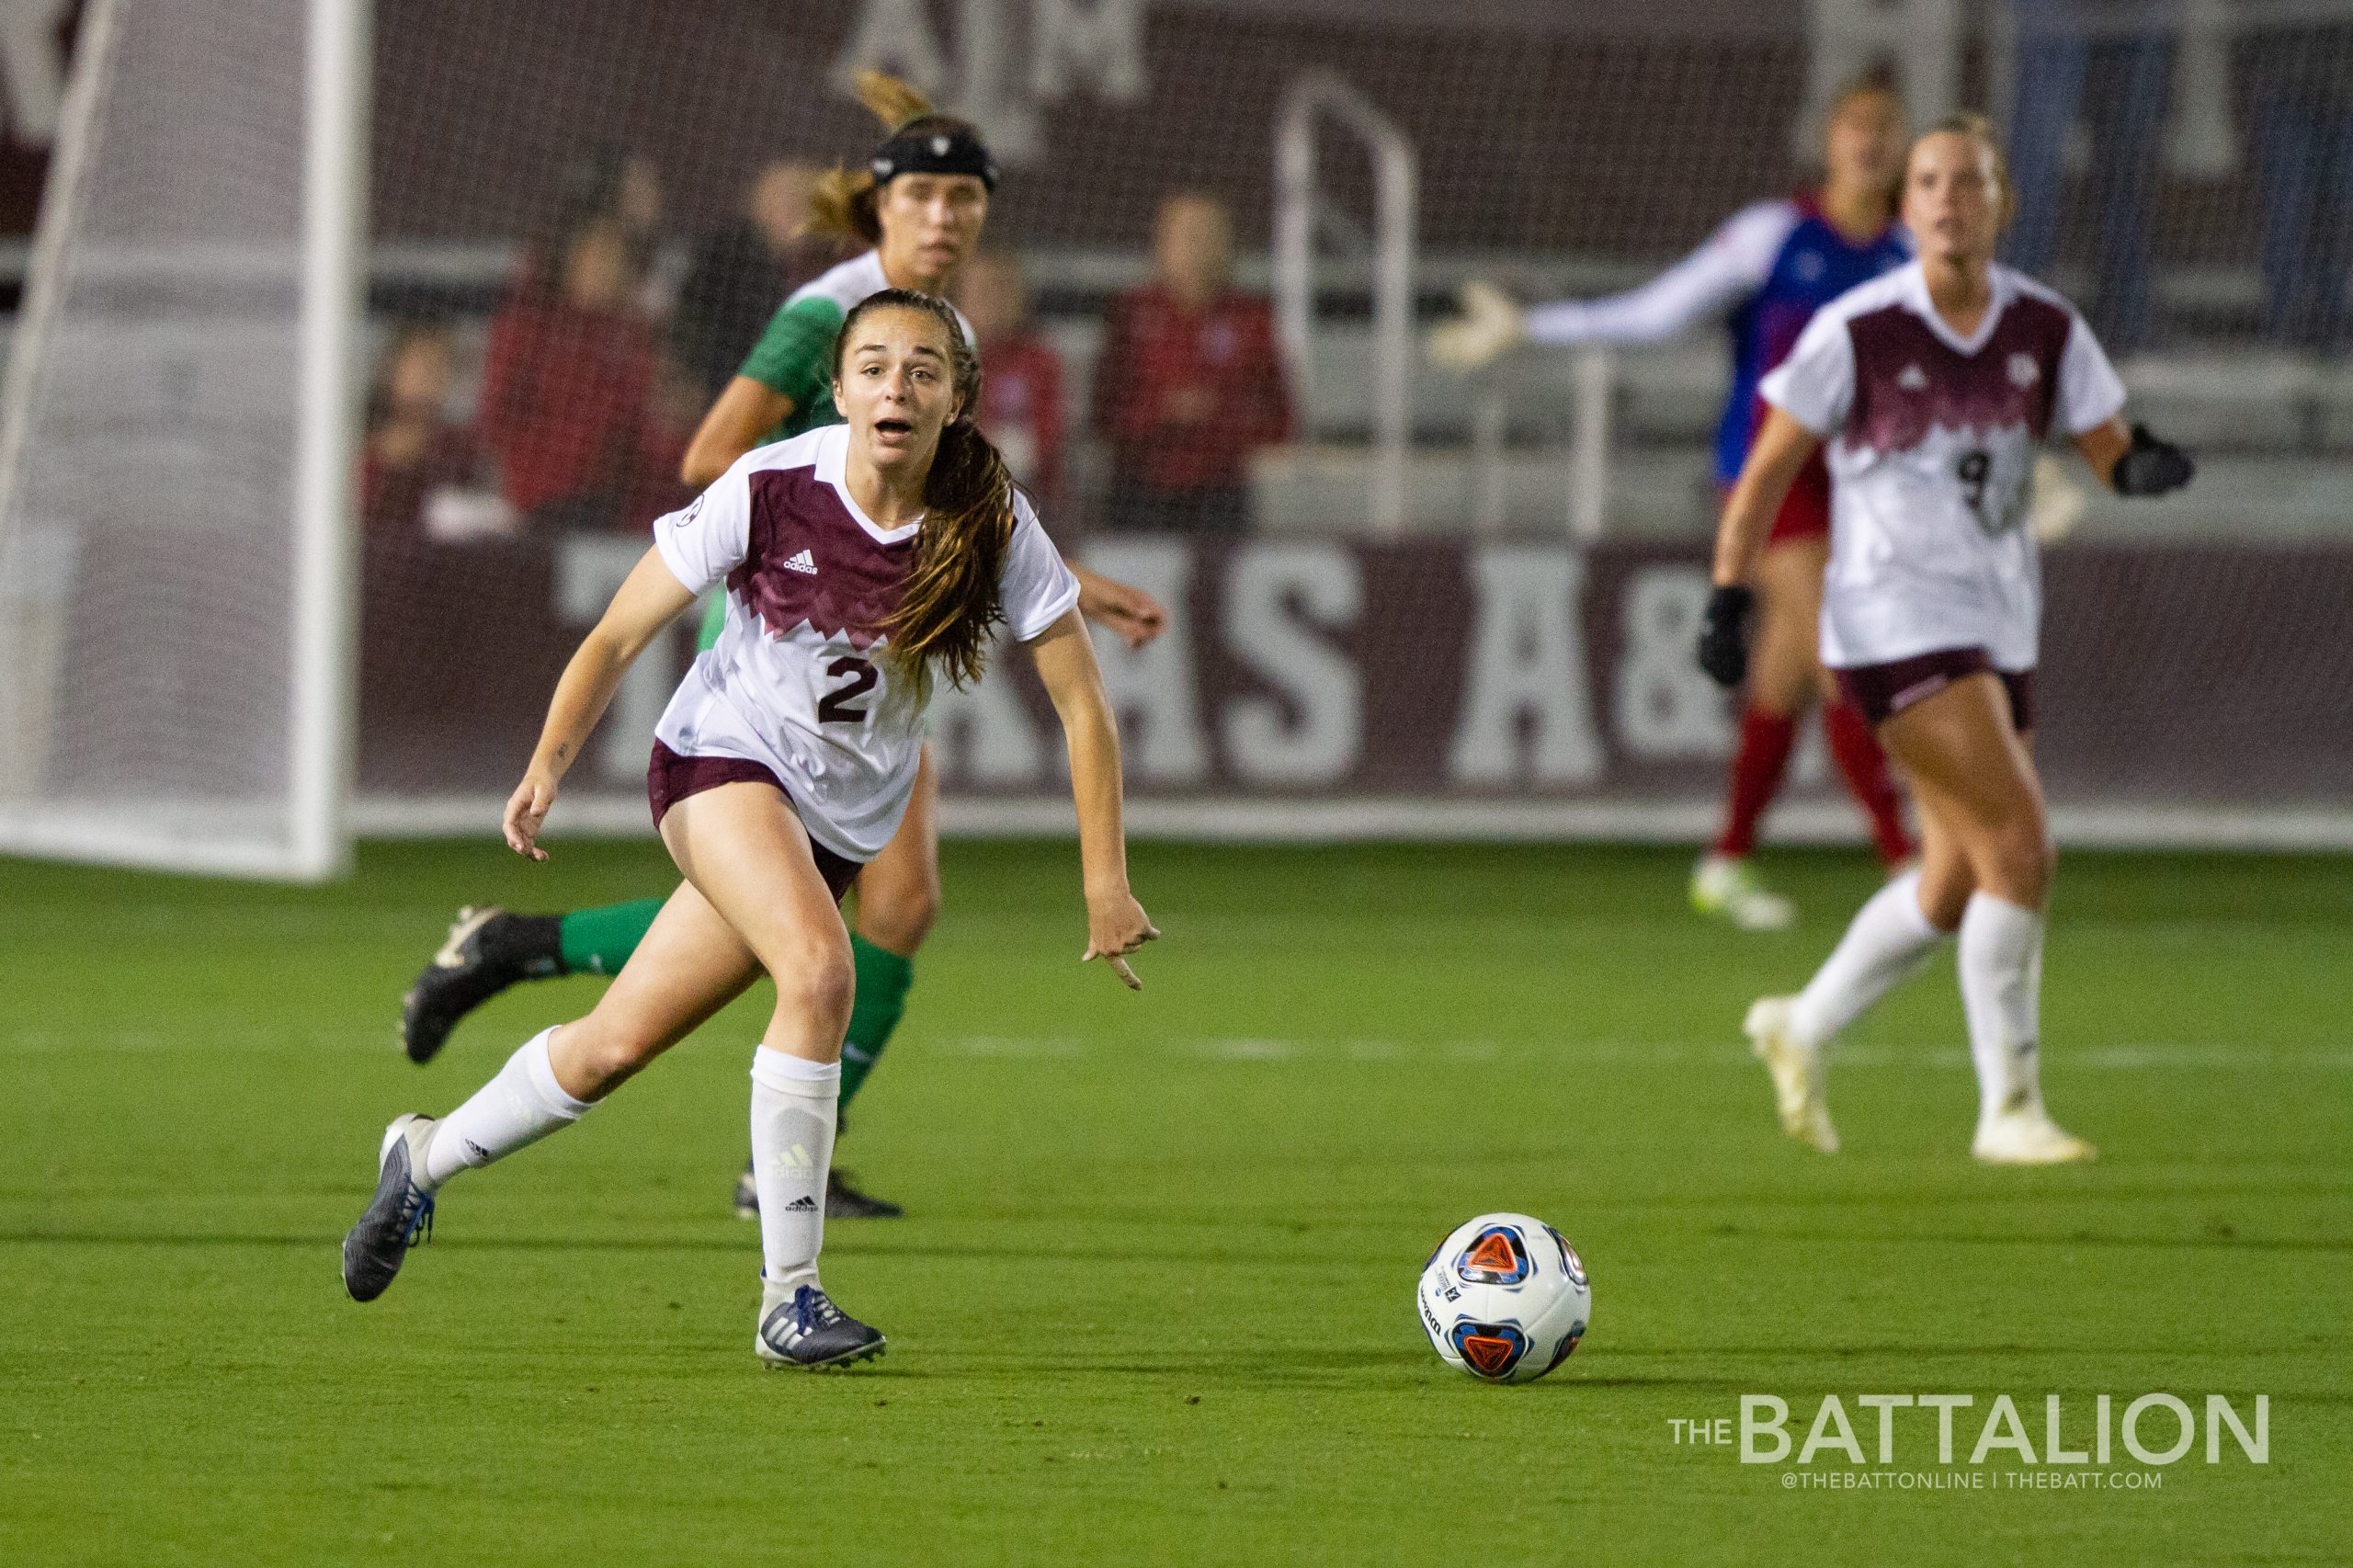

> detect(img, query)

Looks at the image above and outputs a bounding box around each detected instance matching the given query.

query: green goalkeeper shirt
[734,249,976,443]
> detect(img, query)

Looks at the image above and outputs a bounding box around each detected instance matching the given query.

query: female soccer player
[345,291,1157,1368]
[399,75,1165,1221]
[1699,117,2191,1163]
[1431,80,1917,929]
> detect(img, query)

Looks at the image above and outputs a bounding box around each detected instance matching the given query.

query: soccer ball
[1416,1212,1590,1384]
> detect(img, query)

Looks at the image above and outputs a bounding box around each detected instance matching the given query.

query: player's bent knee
[1982,818,2053,906]
[551,1017,665,1099]
[771,945,856,1033]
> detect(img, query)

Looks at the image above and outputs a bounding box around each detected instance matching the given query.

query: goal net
[4,0,2348,874]
[0,0,359,878]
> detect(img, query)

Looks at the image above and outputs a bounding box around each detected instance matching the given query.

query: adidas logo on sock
[783,1195,818,1212]
[782,549,817,575]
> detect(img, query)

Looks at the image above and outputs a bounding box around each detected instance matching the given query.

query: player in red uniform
[1436,81,1917,928]
[345,290,1157,1366]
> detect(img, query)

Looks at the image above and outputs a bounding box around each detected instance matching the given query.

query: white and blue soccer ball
[1416,1212,1590,1384]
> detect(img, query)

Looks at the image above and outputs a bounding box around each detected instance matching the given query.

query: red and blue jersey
[1715,198,1913,488]
[1524,193,1911,488]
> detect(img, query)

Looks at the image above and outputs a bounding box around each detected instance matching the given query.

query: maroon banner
[360,533,2353,812]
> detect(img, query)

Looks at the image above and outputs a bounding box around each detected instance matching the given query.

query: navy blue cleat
[756,1284,886,1369]
[342,1114,439,1301]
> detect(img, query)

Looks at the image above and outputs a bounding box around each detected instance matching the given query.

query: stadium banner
[358,533,2353,839]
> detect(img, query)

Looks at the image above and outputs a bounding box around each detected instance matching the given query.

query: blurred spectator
[551,142,667,297]
[2005,0,2176,352]
[2245,14,2353,354]
[360,319,509,540]
[672,160,833,397]
[477,219,683,535]
[956,250,1065,511]
[1093,192,1292,534]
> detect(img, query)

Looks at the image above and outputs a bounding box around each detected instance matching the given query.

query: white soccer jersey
[650,424,1079,859]
[1759,262,2126,671]
[790,251,977,346]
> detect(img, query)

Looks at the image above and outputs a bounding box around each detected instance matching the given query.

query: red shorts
[645,741,863,903]
[1765,451,1832,546]
[1834,649,2036,733]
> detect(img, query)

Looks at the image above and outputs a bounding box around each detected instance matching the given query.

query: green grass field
[3,839,2347,1565]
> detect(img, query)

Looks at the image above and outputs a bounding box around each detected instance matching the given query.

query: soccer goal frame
[0,0,369,881]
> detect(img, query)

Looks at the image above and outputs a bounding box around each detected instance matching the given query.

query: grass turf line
[1,841,2347,1565]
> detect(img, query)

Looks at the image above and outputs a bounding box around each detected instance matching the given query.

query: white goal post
[0,0,366,881]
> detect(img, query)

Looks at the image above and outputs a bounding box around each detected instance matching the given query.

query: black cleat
[400,906,562,1064]
[733,1163,905,1220]
[342,1114,438,1302]
[755,1284,886,1369]
[826,1168,904,1220]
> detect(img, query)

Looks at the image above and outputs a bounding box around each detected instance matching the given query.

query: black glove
[2112,424,2193,497]
[1696,584,1756,688]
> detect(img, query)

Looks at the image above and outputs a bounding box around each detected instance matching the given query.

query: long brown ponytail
[808,70,990,246]
[833,289,1016,689]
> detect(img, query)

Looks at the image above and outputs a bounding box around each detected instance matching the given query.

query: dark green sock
[840,937,915,1108]
[557,897,665,976]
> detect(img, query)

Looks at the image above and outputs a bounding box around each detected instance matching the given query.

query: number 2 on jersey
[817,656,878,723]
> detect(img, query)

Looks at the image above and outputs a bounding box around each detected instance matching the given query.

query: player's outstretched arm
[681,376,795,488]
[1027,608,1158,989]
[504,548,697,860]
[1067,560,1168,649]
[1699,407,1823,687]
[1430,208,1782,371]
[2077,418,2194,498]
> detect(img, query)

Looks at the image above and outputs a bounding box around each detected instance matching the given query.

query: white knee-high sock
[1959,893,2046,1121]
[421,1028,594,1187]
[750,1048,839,1294]
[1788,870,1949,1048]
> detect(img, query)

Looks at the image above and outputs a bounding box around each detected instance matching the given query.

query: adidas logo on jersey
[782,549,817,575]
[1898,363,1928,391]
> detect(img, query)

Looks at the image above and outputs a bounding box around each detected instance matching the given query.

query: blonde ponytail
[852,69,934,131]
[805,71,969,245]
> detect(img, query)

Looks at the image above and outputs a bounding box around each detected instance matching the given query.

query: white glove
[2029,453,2086,544]
[1426,279,1527,372]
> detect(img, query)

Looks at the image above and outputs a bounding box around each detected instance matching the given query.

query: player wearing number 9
[343,290,1156,1369]
[1697,116,2190,1167]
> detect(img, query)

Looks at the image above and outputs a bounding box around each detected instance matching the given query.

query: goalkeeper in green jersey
[399,74,1166,1219]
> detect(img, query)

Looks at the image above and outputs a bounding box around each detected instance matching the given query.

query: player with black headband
[397,74,1166,1220]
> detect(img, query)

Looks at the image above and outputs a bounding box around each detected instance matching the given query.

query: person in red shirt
[477,218,681,534]
[956,249,1065,513]
[1093,191,1293,533]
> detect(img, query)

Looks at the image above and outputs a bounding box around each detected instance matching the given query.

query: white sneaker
[1692,855,1797,931]
[1744,996,1837,1153]
[1972,1106,2097,1165]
